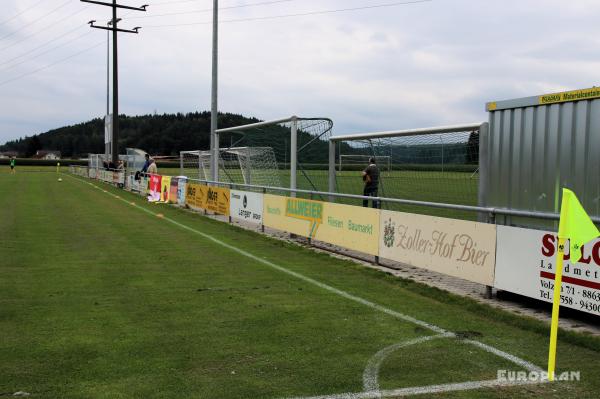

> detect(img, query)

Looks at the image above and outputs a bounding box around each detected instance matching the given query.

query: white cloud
[0,0,599,144]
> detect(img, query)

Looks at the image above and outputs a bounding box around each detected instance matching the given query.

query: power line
[0,25,86,67]
[144,0,432,28]
[0,40,104,88]
[0,7,90,53]
[0,0,72,41]
[0,0,47,27]
[0,30,94,72]
[149,0,206,5]
[126,0,296,19]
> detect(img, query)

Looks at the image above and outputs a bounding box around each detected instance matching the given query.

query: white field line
[362,334,454,393]
[66,175,548,397]
[464,339,543,373]
[286,378,543,399]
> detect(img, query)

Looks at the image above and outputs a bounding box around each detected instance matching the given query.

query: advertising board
[230,190,263,225]
[495,225,600,315]
[263,195,379,255]
[185,183,230,216]
[379,210,496,286]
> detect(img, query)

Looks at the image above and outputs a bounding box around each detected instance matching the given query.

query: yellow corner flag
[548,188,599,381]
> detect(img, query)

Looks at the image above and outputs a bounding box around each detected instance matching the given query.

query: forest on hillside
[1,112,478,165]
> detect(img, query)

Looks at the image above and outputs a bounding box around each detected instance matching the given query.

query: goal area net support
[180,116,333,197]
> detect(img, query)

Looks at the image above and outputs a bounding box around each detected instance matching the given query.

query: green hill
[0,112,268,158]
[0,112,338,164]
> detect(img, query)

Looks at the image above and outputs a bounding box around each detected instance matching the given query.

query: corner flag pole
[547,188,600,381]
[547,237,565,381]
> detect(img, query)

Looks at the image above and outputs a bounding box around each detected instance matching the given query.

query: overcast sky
[0,0,598,145]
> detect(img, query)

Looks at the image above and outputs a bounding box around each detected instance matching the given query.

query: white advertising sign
[379,210,497,286]
[104,114,112,144]
[495,225,600,316]
[230,190,263,225]
[177,179,187,206]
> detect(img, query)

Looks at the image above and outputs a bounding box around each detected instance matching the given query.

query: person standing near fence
[147,158,158,175]
[362,157,380,208]
[10,157,16,174]
[141,154,150,174]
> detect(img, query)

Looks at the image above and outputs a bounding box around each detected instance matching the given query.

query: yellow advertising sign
[539,87,600,105]
[485,102,497,111]
[204,185,230,216]
[263,194,380,255]
[160,176,171,203]
[185,183,204,210]
[185,183,230,216]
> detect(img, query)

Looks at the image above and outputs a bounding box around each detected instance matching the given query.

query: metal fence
[70,165,600,226]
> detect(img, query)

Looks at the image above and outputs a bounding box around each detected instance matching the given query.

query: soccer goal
[338,154,391,173]
[180,146,282,187]
[182,116,334,195]
[328,123,487,215]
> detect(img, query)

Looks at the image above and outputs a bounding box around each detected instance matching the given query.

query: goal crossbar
[330,123,483,142]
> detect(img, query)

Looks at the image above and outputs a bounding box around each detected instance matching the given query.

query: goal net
[181,116,333,196]
[180,147,281,187]
[331,124,481,219]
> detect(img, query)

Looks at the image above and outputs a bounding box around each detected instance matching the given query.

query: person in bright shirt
[146,158,158,175]
[10,157,16,174]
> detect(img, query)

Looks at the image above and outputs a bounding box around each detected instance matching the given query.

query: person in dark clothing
[362,157,380,208]
[141,153,150,174]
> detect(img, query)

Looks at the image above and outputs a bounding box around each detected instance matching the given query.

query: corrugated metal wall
[487,98,600,229]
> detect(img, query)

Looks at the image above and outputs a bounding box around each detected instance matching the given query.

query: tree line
[1,112,478,166]
[0,112,262,158]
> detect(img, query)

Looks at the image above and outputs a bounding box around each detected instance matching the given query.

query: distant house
[34,150,61,160]
[0,151,18,159]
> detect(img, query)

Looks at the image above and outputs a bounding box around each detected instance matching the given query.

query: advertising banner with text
[160,176,172,203]
[263,195,380,255]
[177,179,187,206]
[495,225,600,316]
[185,183,230,216]
[148,174,162,202]
[379,210,496,286]
[169,178,179,204]
[230,190,263,225]
[185,183,203,211]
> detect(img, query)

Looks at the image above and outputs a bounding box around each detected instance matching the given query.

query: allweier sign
[263,194,379,255]
[379,210,496,286]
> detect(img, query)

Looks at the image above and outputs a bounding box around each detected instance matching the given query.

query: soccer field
[1,171,599,398]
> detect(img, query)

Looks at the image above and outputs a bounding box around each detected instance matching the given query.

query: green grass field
[2,170,599,398]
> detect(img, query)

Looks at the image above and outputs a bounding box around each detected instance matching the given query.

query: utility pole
[210,0,219,182]
[105,20,110,159]
[105,18,119,159]
[82,0,147,165]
